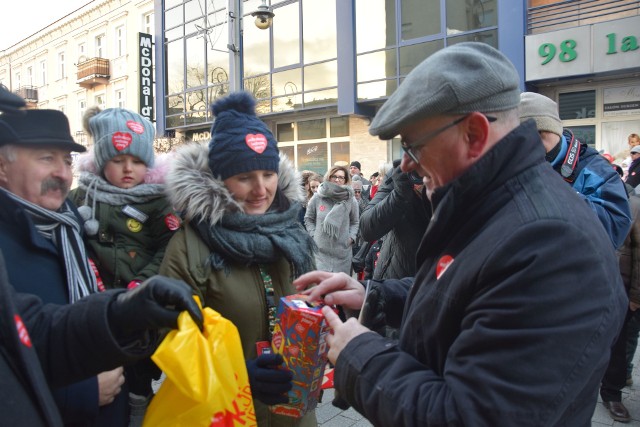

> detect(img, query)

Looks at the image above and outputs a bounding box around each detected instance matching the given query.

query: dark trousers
[601,308,632,402]
[626,309,640,377]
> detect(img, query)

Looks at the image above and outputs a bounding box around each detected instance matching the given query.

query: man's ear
[465,112,492,159]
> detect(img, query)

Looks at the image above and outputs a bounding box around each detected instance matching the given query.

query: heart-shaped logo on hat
[245,133,268,154]
[112,132,132,151]
[126,120,145,134]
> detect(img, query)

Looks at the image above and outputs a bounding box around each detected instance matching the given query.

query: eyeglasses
[330,175,346,182]
[354,190,361,193]
[401,114,497,163]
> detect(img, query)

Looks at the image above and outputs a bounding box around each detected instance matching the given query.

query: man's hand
[293,271,365,310]
[97,367,125,406]
[322,306,370,365]
[108,275,203,337]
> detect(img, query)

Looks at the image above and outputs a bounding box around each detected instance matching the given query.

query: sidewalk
[317,345,640,426]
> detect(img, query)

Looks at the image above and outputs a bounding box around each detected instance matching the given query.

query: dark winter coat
[0,251,154,427]
[360,166,431,280]
[0,189,117,425]
[334,121,628,426]
[618,186,640,305]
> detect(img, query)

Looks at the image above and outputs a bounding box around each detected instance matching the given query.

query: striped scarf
[1,188,98,302]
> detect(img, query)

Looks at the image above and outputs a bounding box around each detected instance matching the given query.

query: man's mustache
[41,178,69,196]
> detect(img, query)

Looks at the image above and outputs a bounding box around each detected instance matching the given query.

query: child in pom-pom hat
[68,106,182,425]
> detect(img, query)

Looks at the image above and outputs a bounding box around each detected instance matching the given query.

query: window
[144,12,154,35]
[58,52,65,79]
[115,89,125,108]
[95,35,105,58]
[95,94,106,110]
[559,91,596,120]
[26,67,33,86]
[78,99,86,123]
[40,60,46,86]
[115,26,125,57]
[15,72,20,89]
[77,42,86,61]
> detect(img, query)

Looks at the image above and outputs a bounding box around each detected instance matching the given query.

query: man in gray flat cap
[293,42,627,426]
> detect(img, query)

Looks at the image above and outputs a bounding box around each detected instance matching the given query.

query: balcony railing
[528,0,640,34]
[15,86,38,103]
[76,57,110,88]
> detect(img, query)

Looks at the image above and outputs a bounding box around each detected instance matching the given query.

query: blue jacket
[0,190,126,426]
[334,121,627,426]
[549,129,631,249]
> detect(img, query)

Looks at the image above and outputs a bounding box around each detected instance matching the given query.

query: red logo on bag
[127,120,145,134]
[164,213,180,231]
[436,255,454,280]
[14,315,32,348]
[112,132,132,151]
[245,134,267,154]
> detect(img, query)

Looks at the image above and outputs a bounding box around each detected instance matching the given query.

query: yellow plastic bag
[143,302,256,427]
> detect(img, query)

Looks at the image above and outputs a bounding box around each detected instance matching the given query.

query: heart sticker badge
[112,132,133,151]
[126,120,145,134]
[245,133,268,154]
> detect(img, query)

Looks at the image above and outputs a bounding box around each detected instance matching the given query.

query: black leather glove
[108,275,203,338]
[246,353,293,405]
[359,281,388,336]
[391,166,415,201]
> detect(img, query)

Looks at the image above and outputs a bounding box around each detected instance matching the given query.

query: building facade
[524,0,640,161]
[0,0,155,148]
[157,0,526,177]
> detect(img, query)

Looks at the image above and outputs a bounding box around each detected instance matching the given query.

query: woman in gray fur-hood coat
[159,92,317,427]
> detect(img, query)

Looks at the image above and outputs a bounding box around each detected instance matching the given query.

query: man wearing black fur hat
[0,106,130,425]
[0,85,203,426]
[293,42,627,426]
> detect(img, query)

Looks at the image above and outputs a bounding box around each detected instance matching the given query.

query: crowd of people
[1,40,639,427]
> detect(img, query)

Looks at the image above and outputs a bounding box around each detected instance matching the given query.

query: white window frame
[115,89,125,108]
[143,12,154,35]
[115,26,125,57]
[95,34,105,58]
[58,52,66,80]
[40,60,46,86]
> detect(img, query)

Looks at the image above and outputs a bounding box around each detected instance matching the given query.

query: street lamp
[284,81,298,108]
[228,0,275,93]
[251,0,275,30]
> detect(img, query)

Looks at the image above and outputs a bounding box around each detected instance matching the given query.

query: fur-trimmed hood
[166,142,305,225]
[74,147,174,184]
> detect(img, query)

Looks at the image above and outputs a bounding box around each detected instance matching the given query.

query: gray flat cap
[369,42,521,140]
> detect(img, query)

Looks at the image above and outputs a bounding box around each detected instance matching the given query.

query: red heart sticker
[164,213,181,231]
[245,133,268,154]
[436,255,454,280]
[15,314,32,348]
[112,132,132,151]
[126,120,145,134]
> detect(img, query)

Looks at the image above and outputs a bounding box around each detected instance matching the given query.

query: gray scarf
[195,202,316,278]
[316,181,353,238]
[76,172,165,236]
[0,188,98,302]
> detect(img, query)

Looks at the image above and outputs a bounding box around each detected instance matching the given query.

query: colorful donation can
[270,294,333,418]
